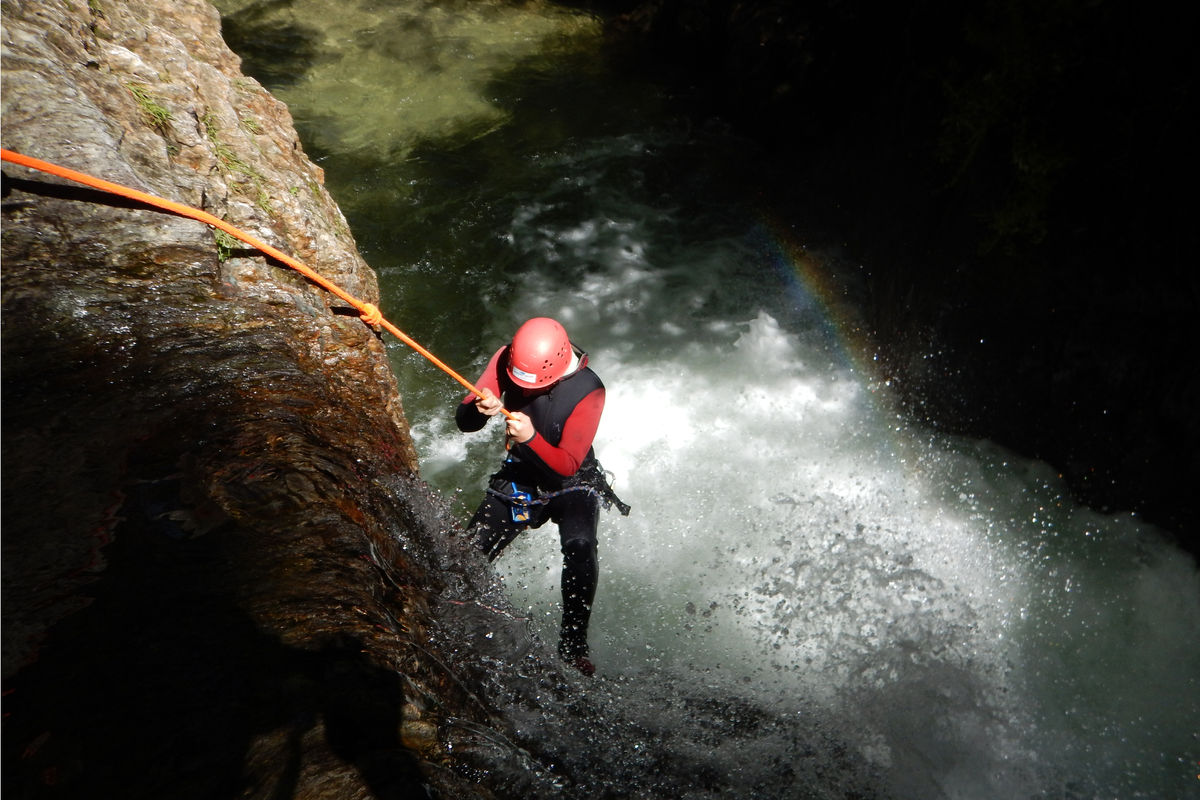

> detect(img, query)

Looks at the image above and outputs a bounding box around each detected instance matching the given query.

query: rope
[1,147,512,418]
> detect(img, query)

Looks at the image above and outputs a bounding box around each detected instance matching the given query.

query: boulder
[1,0,521,796]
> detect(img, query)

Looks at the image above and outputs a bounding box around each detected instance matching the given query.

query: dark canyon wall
[597,0,1197,549]
[1,1,529,796]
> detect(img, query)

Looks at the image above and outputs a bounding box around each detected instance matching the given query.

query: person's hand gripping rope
[474,388,534,446]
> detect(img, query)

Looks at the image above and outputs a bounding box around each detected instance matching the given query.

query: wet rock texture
[1,0,513,796]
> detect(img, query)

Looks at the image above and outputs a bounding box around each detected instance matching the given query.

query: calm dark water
[216,2,1200,797]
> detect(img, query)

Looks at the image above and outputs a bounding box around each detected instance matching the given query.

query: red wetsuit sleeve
[455,347,506,432]
[524,386,605,477]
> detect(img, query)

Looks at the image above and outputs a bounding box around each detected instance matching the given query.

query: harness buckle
[509,483,534,523]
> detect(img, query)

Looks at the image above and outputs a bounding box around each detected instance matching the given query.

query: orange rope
[1,147,512,418]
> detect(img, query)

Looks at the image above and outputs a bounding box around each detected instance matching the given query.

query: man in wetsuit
[456,317,625,677]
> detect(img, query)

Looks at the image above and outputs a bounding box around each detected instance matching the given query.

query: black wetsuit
[456,346,608,661]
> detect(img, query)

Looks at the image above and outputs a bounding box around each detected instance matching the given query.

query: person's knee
[475,536,501,562]
[471,517,515,562]
[561,536,597,564]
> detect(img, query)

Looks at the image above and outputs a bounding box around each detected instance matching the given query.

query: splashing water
[410,165,1200,797]
[214,2,1200,797]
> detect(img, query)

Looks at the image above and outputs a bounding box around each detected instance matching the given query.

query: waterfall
[411,154,1199,797]
[214,2,1200,796]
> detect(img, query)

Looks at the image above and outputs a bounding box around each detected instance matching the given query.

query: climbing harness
[486,473,632,520]
[0,147,513,419]
[495,482,536,523]
[487,485,609,517]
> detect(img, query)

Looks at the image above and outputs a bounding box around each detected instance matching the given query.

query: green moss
[202,111,271,213]
[125,83,172,132]
[213,228,239,262]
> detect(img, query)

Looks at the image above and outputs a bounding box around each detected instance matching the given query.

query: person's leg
[468,493,523,562]
[553,492,600,667]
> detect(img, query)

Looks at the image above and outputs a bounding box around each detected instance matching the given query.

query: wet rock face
[2,0,502,796]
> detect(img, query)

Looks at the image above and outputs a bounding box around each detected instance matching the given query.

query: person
[455,317,628,677]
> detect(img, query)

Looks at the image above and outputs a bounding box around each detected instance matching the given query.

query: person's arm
[455,347,507,432]
[514,387,604,477]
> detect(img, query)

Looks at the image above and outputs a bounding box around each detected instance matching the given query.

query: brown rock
[1,0,515,796]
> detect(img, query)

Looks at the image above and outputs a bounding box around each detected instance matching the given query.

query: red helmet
[507,317,572,389]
